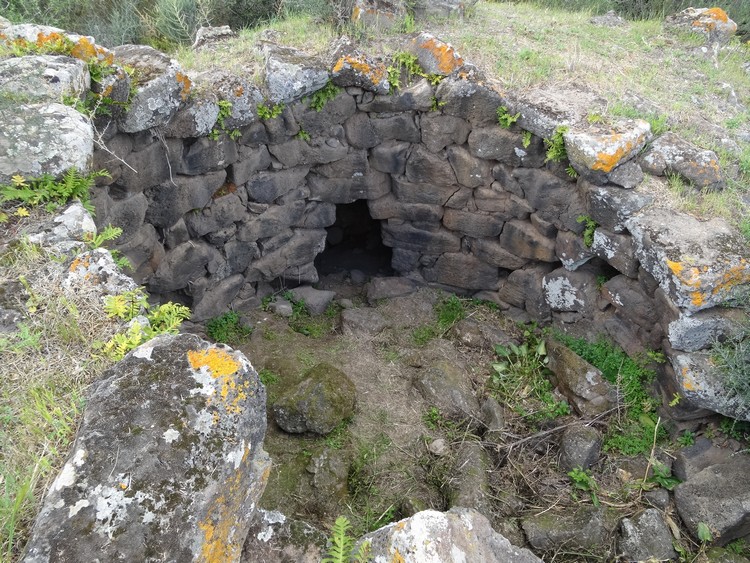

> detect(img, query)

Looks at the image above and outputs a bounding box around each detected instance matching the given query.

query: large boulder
[114,45,191,133]
[23,334,270,562]
[0,102,93,184]
[626,207,750,313]
[361,507,542,562]
[640,132,724,190]
[0,55,89,103]
[665,7,737,47]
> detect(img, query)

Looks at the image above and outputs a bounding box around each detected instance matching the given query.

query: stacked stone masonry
[1,24,749,420]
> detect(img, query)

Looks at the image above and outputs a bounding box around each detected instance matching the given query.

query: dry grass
[0,214,121,561]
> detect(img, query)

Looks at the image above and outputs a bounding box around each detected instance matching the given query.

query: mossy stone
[272,362,356,435]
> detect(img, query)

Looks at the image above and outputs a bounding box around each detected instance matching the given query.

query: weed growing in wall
[100,288,190,360]
[576,215,599,247]
[307,80,341,111]
[496,105,520,128]
[257,100,285,120]
[387,52,443,93]
[209,100,241,141]
[544,125,569,163]
[490,328,571,423]
[321,515,372,563]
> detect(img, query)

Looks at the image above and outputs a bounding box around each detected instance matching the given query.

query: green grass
[0,236,122,559]
[554,333,666,454]
[411,325,438,346]
[206,311,253,346]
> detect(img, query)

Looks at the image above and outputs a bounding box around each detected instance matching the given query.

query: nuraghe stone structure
[1,23,749,424]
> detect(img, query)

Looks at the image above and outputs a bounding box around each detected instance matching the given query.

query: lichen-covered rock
[331,38,390,95]
[22,334,270,563]
[618,508,678,561]
[408,32,464,76]
[0,102,93,184]
[361,507,542,562]
[194,69,264,129]
[413,360,481,422]
[670,351,750,421]
[262,43,329,104]
[502,84,606,139]
[414,0,478,18]
[522,506,619,553]
[640,132,724,190]
[564,119,650,177]
[580,180,653,233]
[114,44,191,133]
[27,201,96,255]
[626,207,750,312]
[665,7,737,46]
[674,455,750,545]
[547,339,618,416]
[241,509,325,563]
[0,55,89,103]
[667,307,743,352]
[192,25,236,50]
[272,363,356,435]
[351,0,406,30]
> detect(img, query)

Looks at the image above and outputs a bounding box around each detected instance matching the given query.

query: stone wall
[1,23,749,420]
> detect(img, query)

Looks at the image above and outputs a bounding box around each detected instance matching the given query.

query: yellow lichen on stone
[416,37,463,75]
[70,37,98,62]
[391,549,406,563]
[175,72,192,101]
[704,7,729,23]
[681,366,699,391]
[197,464,248,562]
[333,55,387,83]
[188,348,239,378]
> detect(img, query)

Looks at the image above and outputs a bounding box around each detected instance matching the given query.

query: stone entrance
[314,199,393,278]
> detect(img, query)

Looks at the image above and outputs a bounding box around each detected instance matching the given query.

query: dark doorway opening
[314,200,393,278]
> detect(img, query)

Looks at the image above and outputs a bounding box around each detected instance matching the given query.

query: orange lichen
[415,37,463,75]
[70,37,97,61]
[681,366,698,391]
[666,258,750,308]
[352,6,361,20]
[589,129,648,172]
[391,549,406,563]
[188,349,239,378]
[197,459,251,562]
[234,86,244,97]
[175,72,192,101]
[705,7,729,23]
[69,255,90,272]
[333,55,387,83]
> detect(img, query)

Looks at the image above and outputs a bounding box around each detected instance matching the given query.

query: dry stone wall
[2,24,750,420]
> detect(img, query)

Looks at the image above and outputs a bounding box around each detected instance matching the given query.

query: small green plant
[399,11,416,33]
[322,516,372,563]
[677,430,695,447]
[719,417,750,442]
[646,460,681,490]
[522,130,532,148]
[258,368,279,386]
[308,80,341,112]
[324,419,351,450]
[576,215,598,248]
[257,101,285,120]
[497,105,520,128]
[544,125,569,163]
[101,289,190,360]
[411,324,437,346]
[555,333,665,455]
[387,52,443,93]
[205,311,253,345]
[739,217,750,243]
[435,294,465,332]
[430,96,446,112]
[566,164,579,179]
[281,292,332,338]
[0,169,109,214]
[491,329,570,422]
[209,99,240,141]
[727,539,749,556]
[697,522,713,543]
[296,129,311,141]
[567,467,600,507]
[83,225,122,249]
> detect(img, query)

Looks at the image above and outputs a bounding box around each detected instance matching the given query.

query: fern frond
[322,516,354,563]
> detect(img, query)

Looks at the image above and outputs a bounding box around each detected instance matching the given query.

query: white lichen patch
[226,440,249,469]
[50,461,77,492]
[592,230,615,259]
[256,509,287,542]
[133,341,156,360]
[543,276,583,310]
[189,365,218,397]
[163,428,180,444]
[92,483,134,537]
[192,408,215,434]
[68,499,90,518]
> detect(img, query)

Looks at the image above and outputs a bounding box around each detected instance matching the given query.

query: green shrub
[206,311,253,345]
[435,295,465,331]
